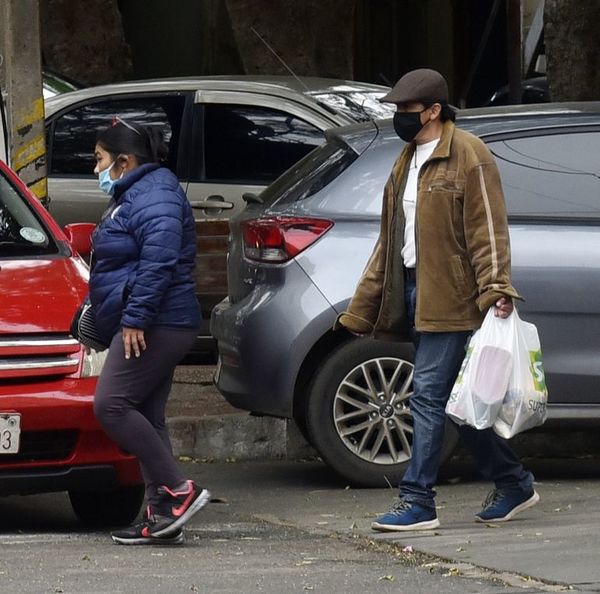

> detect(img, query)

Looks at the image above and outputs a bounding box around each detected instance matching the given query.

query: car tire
[305,338,459,488]
[69,484,144,528]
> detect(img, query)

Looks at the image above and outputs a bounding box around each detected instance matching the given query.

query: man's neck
[415,120,443,145]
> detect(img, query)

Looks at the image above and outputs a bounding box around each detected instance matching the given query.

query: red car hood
[0,257,88,334]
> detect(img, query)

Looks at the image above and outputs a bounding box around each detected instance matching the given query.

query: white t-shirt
[401,138,440,268]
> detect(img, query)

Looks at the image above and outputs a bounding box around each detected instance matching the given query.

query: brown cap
[380,68,449,104]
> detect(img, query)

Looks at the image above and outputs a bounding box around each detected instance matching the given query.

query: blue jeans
[399,275,534,509]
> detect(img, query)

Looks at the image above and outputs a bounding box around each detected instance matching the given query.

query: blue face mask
[98,162,117,195]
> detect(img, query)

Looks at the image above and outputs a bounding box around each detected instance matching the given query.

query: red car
[0,158,143,526]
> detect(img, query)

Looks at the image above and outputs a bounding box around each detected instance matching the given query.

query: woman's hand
[122,327,146,359]
[494,296,514,318]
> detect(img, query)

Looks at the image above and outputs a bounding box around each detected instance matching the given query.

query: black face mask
[393,109,426,142]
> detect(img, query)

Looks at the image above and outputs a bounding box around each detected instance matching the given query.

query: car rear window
[260,140,358,206]
[0,173,58,257]
[490,131,600,219]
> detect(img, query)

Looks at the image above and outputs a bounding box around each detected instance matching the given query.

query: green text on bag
[529,350,547,395]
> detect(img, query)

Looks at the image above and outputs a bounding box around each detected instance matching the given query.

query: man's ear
[430,103,442,120]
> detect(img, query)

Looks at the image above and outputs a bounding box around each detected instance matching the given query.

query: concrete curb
[167,365,600,464]
[168,414,317,461]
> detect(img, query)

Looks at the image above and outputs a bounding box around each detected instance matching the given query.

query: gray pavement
[0,458,598,592]
[164,365,600,592]
[185,459,598,592]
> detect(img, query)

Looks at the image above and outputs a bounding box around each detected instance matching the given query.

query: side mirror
[63,223,95,258]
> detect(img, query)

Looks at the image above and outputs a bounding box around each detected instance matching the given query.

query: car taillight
[241,217,334,263]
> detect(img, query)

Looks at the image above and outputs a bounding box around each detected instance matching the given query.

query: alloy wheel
[333,357,414,465]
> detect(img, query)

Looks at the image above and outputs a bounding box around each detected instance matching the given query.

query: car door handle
[190,196,234,210]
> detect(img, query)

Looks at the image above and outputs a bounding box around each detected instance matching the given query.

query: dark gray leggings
[94,325,198,506]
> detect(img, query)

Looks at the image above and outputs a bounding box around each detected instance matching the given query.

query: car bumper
[0,378,141,494]
[210,262,337,418]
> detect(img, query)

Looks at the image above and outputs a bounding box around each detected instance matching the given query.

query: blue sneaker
[475,488,540,523]
[371,500,440,532]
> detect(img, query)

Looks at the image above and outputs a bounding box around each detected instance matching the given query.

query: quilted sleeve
[120,189,184,329]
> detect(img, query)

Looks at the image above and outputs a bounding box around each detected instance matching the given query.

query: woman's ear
[116,154,130,172]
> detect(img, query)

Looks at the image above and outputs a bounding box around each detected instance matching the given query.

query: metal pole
[0,0,47,204]
[506,0,524,104]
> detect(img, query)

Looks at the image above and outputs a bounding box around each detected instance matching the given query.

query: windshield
[310,90,395,122]
[0,172,58,257]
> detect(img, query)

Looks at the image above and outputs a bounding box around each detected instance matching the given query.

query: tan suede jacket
[336,120,521,339]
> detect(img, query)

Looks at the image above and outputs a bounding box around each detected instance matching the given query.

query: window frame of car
[479,123,600,224]
[189,89,340,186]
[45,90,195,181]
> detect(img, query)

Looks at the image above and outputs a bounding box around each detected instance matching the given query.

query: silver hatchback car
[211,103,600,487]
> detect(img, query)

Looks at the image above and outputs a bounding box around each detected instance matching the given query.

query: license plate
[0,414,21,454]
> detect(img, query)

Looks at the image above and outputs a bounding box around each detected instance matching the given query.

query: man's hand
[494,297,514,318]
[122,327,146,359]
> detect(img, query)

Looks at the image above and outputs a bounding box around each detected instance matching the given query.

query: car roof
[44,75,390,117]
[364,102,600,144]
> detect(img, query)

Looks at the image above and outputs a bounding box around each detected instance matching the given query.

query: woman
[89,117,209,545]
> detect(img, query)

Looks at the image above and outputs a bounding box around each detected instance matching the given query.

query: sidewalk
[186,459,600,592]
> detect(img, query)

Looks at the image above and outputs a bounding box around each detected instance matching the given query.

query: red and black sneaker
[150,480,211,538]
[111,506,185,545]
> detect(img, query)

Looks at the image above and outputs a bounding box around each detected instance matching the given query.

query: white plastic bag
[493,310,548,438]
[446,308,548,436]
[446,309,514,430]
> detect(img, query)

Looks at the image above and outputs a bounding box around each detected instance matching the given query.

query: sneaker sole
[151,489,211,537]
[371,517,440,532]
[111,532,185,546]
[475,490,540,523]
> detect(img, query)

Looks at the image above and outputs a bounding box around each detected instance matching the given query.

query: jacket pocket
[451,255,467,285]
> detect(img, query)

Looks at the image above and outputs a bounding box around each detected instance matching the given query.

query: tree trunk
[225,0,356,78]
[544,0,600,101]
[40,0,132,86]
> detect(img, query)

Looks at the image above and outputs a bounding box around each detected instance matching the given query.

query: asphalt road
[2,458,598,593]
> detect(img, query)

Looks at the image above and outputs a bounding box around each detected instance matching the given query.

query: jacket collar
[427,119,455,161]
[113,163,160,200]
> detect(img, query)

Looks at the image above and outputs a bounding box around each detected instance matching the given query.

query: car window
[49,95,186,177]
[199,104,324,184]
[489,132,600,218]
[310,91,395,122]
[260,139,358,206]
[0,171,57,257]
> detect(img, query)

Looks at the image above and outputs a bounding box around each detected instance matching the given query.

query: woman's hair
[96,119,168,165]
[423,101,457,122]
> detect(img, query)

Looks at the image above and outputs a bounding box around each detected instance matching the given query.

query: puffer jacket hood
[89,164,200,342]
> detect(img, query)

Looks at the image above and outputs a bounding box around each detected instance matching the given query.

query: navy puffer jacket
[89,164,200,343]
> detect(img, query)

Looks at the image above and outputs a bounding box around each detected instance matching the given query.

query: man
[336,69,539,531]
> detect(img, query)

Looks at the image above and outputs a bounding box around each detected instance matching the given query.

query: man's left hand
[494,297,513,318]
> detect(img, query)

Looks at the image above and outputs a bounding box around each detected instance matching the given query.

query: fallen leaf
[456,546,465,552]
[378,575,395,582]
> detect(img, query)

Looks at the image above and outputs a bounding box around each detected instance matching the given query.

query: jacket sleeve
[464,157,522,311]
[334,178,391,334]
[120,189,183,329]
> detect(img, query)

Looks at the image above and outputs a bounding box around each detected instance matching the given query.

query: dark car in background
[44,76,394,348]
[212,102,600,487]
